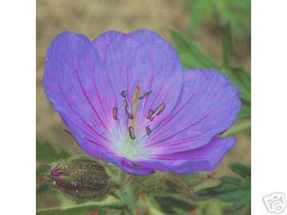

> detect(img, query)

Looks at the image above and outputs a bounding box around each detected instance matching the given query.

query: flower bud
[47,156,110,199]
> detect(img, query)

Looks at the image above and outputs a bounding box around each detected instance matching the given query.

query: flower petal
[92,30,184,130]
[135,137,235,174]
[145,69,241,155]
[44,32,117,152]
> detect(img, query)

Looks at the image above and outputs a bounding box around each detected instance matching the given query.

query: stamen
[139,90,152,100]
[127,112,134,119]
[121,90,127,98]
[155,103,166,116]
[128,126,136,139]
[124,99,134,119]
[146,109,154,120]
[112,107,118,120]
[145,125,152,135]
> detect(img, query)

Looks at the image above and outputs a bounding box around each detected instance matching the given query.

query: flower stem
[36,200,124,214]
[116,172,138,215]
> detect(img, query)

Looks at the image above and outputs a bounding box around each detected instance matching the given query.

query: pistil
[131,86,141,128]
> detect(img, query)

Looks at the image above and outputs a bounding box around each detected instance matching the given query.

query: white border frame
[252,0,287,214]
[0,0,36,214]
[0,0,287,214]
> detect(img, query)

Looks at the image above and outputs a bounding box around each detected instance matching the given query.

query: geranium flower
[44,30,241,175]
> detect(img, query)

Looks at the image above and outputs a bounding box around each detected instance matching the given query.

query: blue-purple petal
[92,30,184,128]
[44,30,240,175]
[44,32,117,152]
[134,137,235,174]
[144,69,241,155]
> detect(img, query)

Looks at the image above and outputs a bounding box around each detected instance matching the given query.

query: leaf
[237,103,251,119]
[171,30,217,69]
[195,201,225,215]
[184,0,251,39]
[222,119,251,137]
[220,67,251,103]
[195,163,251,211]
[36,139,69,163]
[36,201,124,215]
[36,140,70,194]
[229,163,251,178]
[153,195,196,215]
[181,172,211,188]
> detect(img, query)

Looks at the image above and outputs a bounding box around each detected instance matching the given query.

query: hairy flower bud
[47,156,110,199]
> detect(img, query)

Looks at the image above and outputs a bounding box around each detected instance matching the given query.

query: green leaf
[195,163,251,211]
[36,201,124,215]
[36,183,53,194]
[36,140,70,194]
[181,172,210,188]
[184,0,251,40]
[237,103,251,119]
[220,176,241,185]
[171,30,217,69]
[220,67,251,103]
[36,139,69,163]
[153,195,196,215]
[194,201,225,215]
[229,163,251,178]
[222,119,251,137]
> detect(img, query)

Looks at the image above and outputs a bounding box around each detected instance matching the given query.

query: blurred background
[37,0,251,214]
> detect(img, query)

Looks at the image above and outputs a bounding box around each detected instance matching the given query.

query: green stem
[223,119,251,137]
[120,187,137,214]
[116,172,138,215]
[36,200,124,214]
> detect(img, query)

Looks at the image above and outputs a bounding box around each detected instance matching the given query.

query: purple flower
[44,30,241,175]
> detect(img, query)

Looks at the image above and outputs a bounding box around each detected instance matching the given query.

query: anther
[139,90,152,100]
[112,107,118,120]
[127,112,134,119]
[128,126,136,139]
[155,103,166,116]
[145,125,152,136]
[146,109,154,120]
[124,99,134,119]
[121,90,127,98]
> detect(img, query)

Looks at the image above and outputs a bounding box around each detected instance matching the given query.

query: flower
[44,29,241,175]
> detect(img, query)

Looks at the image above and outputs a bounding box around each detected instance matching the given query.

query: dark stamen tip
[128,113,134,119]
[145,126,152,136]
[128,127,136,139]
[112,107,118,120]
[121,90,127,98]
[139,90,152,100]
[146,109,154,120]
[156,103,166,116]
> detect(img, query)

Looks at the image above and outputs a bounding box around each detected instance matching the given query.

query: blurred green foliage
[152,195,196,214]
[196,163,251,212]
[184,0,251,41]
[36,201,124,215]
[37,139,69,163]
